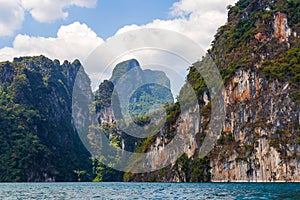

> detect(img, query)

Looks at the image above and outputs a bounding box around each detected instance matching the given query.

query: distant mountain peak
[110,59,141,84]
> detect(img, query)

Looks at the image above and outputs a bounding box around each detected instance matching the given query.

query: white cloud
[0,22,103,62]
[0,0,24,36]
[0,0,98,36]
[116,0,238,50]
[110,0,239,95]
[0,0,240,92]
[21,0,97,23]
[170,0,234,16]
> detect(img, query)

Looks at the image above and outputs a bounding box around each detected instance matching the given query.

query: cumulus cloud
[0,0,239,91]
[0,0,97,36]
[0,22,103,62]
[111,0,239,94]
[116,0,238,50]
[0,0,24,36]
[21,0,97,23]
[170,0,234,16]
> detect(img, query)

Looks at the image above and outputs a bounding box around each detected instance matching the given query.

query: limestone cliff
[208,0,300,182]
[211,68,300,182]
[125,0,300,182]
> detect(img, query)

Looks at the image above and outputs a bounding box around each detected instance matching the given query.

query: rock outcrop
[211,68,300,182]
[124,0,300,182]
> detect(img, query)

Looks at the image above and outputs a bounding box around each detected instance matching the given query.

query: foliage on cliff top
[186,0,300,101]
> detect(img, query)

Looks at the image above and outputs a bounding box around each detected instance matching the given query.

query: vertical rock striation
[126,0,300,182]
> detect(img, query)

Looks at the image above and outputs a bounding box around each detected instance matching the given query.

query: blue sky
[0,0,238,90]
[0,0,238,62]
[0,0,176,48]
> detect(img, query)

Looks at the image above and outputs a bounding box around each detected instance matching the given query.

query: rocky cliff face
[124,0,300,182]
[211,68,300,182]
[80,0,300,183]
[208,0,300,182]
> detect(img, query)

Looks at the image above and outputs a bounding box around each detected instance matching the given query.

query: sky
[0,0,238,91]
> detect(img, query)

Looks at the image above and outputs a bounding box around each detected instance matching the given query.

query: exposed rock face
[205,0,300,182]
[211,68,300,182]
[98,107,115,124]
[73,0,300,183]
[125,0,300,182]
[129,67,299,182]
[273,12,291,43]
[254,11,292,44]
[144,106,199,171]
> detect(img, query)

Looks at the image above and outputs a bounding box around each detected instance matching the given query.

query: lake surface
[0,182,300,199]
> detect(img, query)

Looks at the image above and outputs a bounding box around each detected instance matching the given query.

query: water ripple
[0,182,299,199]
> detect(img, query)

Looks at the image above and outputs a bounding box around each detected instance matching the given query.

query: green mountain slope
[0,56,91,182]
